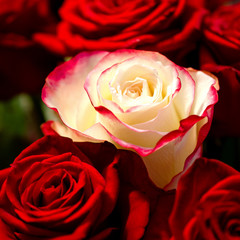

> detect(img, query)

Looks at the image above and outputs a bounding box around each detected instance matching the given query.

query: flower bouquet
[0,0,239,239]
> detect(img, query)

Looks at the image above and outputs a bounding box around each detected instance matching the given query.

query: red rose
[200,2,240,136]
[201,2,240,66]
[0,135,120,239]
[0,0,60,99]
[169,158,240,240]
[35,0,206,65]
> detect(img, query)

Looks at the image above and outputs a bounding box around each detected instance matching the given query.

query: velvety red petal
[0,218,16,240]
[14,136,92,165]
[119,186,150,240]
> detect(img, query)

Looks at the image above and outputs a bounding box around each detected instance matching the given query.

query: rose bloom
[35,0,206,65]
[0,0,60,99]
[200,2,240,136]
[169,158,240,240]
[0,134,175,239]
[0,135,120,239]
[42,49,218,189]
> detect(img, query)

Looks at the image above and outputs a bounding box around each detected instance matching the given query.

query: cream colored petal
[50,121,104,143]
[114,98,170,126]
[133,100,180,132]
[83,122,114,143]
[142,118,204,188]
[173,121,199,173]
[142,141,177,188]
[164,146,202,190]
[188,68,219,116]
[172,66,195,119]
[42,51,108,132]
[97,110,164,149]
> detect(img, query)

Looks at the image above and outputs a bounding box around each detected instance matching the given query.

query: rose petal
[42,51,108,131]
[120,188,150,240]
[188,68,218,115]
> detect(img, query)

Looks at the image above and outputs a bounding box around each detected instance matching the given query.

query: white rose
[42,49,218,188]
